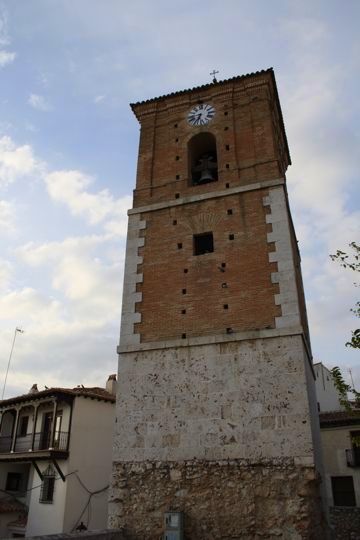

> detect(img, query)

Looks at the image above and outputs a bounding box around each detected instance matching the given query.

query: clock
[187,104,215,126]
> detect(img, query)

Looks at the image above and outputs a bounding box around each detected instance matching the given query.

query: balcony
[0,431,69,461]
[345,448,360,467]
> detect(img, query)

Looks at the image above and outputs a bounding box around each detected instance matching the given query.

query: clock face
[187,104,215,126]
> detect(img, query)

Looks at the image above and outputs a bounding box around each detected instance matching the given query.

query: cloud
[28,93,51,112]
[44,170,131,235]
[0,199,16,233]
[0,50,15,67]
[277,15,360,388]
[0,135,38,186]
[94,94,105,104]
[0,258,12,291]
[0,6,16,68]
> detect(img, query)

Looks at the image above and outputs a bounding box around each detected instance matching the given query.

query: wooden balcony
[0,431,69,461]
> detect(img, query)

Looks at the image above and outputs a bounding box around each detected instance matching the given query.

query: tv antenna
[2,327,24,400]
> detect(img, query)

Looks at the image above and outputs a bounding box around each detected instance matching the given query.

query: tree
[330,241,360,349]
[331,366,360,410]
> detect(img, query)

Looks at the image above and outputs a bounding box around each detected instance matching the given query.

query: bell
[199,168,215,183]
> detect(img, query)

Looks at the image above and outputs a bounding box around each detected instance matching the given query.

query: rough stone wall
[329,507,360,540]
[109,460,324,540]
[114,336,315,464]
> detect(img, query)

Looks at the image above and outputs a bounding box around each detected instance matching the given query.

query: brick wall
[135,188,280,343]
[133,71,289,207]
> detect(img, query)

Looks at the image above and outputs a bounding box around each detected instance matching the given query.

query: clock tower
[109,69,325,538]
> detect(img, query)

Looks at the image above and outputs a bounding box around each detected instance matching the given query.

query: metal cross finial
[210,69,219,83]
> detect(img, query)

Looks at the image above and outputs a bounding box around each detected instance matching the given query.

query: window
[6,472,22,492]
[188,133,218,186]
[331,476,356,506]
[39,465,56,504]
[193,232,214,256]
[350,430,360,466]
[18,416,29,437]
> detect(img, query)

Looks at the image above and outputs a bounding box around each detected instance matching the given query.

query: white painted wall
[321,426,360,507]
[26,460,69,536]
[63,397,115,532]
[314,363,343,412]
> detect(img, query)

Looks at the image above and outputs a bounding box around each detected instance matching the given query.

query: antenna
[349,368,355,390]
[2,327,24,400]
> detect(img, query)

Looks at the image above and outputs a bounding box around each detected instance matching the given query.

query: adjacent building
[0,375,116,537]
[109,69,326,538]
[314,362,360,537]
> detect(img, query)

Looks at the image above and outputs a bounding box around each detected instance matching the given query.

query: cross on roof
[210,69,219,83]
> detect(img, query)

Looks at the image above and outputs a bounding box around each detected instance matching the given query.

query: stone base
[329,507,360,539]
[109,459,326,539]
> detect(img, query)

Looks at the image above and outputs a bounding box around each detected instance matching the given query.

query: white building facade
[0,377,116,537]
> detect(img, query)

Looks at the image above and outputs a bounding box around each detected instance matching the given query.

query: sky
[0,0,359,398]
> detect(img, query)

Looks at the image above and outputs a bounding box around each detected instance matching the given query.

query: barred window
[39,465,56,504]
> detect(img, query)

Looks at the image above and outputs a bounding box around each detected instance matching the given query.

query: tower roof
[130,67,291,165]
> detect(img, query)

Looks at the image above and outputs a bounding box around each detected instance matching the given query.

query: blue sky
[0,0,359,397]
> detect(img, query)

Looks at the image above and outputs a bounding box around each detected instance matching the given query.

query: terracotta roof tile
[0,386,115,407]
[130,68,273,108]
[320,410,360,427]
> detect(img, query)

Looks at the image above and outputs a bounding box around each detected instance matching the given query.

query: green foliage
[351,434,360,448]
[331,366,353,410]
[331,366,360,410]
[330,242,360,349]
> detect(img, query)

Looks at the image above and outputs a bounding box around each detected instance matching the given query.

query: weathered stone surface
[113,336,316,464]
[329,507,360,540]
[109,460,325,539]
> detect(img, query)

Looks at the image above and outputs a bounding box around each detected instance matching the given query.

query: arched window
[188,133,218,186]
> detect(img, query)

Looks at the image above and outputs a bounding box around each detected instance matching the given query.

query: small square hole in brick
[175,138,179,142]
[225,145,230,151]
[226,327,233,334]
[226,183,230,188]
[224,111,228,116]
[227,209,233,215]
[226,163,230,169]
[175,193,180,199]
[174,123,178,128]
[184,268,188,273]
[182,289,187,294]
[224,126,229,131]
[177,243,183,249]
[181,333,186,339]
[176,156,180,161]
[176,174,180,180]
[181,309,186,314]
[229,234,234,240]
[223,304,229,310]
[173,219,177,225]
[221,262,226,268]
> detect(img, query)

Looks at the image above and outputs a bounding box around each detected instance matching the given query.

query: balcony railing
[0,436,12,453]
[0,431,69,454]
[345,448,360,467]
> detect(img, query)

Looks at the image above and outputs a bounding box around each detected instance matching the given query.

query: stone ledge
[128,177,285,215]
[7,530,125,540]
[117,325,304,353]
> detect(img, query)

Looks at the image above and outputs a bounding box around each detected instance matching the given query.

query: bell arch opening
[188,132,218,186]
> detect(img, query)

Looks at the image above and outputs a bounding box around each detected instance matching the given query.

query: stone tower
[109,69,325,538]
